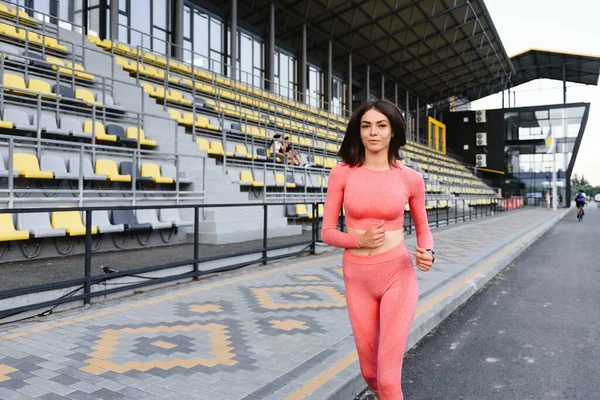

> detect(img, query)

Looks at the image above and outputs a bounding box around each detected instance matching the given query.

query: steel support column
[230,0,238,81]
[300,23,307,103]
[347,53,353,114]
[406,90,410,140]
[416,97,420,142]
[563,63,567,104]
[325,40,332,110]
[381,74,385,99]
[394,82,398,106]
[365,64,370,101]
[171,0,184,60]
[266,1,275,91]
[109,0,119,41]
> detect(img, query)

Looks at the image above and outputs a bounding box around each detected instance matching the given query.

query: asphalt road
[401,205,600,399]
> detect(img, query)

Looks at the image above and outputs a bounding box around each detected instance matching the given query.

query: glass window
[567,106,585,119]
[119,0,126,11]
[210,19,221,52]
[153,0,167,29]
[153,29,167,55]
[194,11,208,64]
[535,110,548,120]
[119,14,128,42]
[33,0,51,22]
[183,39,192,63]
[253,40,262,71]
[240,32,252,83]
[88,7,100,36]
[183,6,191,39]
[130,0,150,47]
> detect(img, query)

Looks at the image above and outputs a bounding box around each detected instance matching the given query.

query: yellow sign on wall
[428,117,446,154]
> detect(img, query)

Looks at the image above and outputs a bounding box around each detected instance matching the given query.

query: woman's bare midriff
[346,228,405,256]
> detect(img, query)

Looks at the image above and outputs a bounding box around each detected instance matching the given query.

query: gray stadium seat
[294,172,306,187]
[265,171,277,187]
[60,117,90,139]
[159,208,193,228]
[87,210,124,233]
[254,170,265,186]
[0,154,18,178]
[17,212,66,238]
[161,164,191,184]
[40,155,78,180]
[228,168,241,183]
[111,209,150,231]
[106,124,136,146]
[68,157,107,181]
[285,204,297,217]
[135,209,172,230]
[102,94,125,112]
[32,113,70,138]
[255,147,268,161]
[4,108,36,132]
[53,84,74,98]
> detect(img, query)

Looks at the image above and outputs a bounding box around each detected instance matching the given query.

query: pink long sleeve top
[321,162,434,250]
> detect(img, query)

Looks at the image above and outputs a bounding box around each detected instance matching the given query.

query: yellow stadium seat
[167,108,184,123]
[95,159,131,182]
[126,127,156,147]
[235,144,253,159]
[2,73,29,95]
[75,89,102,106]
[83,120,117,142]
[196,138,224,156]
[43,36,68,52]
[87,34,112,49]
[152,86,166,99]
[141,163,173,184]
[28,79,56,99]
[167,90,192,105]
[140,82,156,96]
[195,115,220,131]
[9,7,36,25]
[13,153,54,179]
[72,63,95,81]
[26,31,42,45]
[0,23,24,40]
[51,210,97,236]
[240,170,264,187]
[0,214,29,242]
[180,112,194,126]
[295,204,311,219]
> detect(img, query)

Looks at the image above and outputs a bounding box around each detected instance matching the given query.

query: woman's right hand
[357,220,386,249]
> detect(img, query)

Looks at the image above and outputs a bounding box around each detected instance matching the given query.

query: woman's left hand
[412,246,434,272]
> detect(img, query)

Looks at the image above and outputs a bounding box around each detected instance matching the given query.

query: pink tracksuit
[321,162,433,399]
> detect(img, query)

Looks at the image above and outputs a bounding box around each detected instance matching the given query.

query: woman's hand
[412,246,434,272]
[357,220,386,249]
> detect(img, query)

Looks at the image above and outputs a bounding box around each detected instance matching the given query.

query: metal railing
[0,197,524,321]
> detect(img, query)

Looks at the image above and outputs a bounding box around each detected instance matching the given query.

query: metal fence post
[193,206,199,279]
[455,200,458,224]
[84,210,92,304]
[310,202,316,255]
[262,204,268,265]
[436,201,439,228]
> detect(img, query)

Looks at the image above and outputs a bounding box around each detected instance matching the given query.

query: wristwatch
[425,249,435,263]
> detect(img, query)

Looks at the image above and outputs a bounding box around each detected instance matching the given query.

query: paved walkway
[402,204,599,399]
[0,207,567,400]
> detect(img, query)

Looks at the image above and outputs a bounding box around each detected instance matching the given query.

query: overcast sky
[470,0,600,185]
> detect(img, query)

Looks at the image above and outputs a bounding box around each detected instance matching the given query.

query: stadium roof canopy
[201,0,515,104]
[509,49,600,87]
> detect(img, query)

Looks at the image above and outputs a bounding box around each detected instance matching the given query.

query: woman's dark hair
[338,99,406,167]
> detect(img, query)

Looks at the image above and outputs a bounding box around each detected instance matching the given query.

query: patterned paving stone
[0,209,556,399]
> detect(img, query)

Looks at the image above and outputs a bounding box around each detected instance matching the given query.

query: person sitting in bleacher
[270,134,288,163]
[282,135,316,167]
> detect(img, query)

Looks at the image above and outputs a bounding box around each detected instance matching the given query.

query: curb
[322,210,568,400]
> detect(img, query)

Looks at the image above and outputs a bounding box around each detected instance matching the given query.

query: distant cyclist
[575,189,586,220]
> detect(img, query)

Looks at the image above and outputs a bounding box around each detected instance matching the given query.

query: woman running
[321,99,435,399]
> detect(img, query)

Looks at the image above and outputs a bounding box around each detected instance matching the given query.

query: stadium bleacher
[0,1,498,264]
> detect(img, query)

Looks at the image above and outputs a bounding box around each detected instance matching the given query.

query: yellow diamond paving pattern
[249,285,346,310]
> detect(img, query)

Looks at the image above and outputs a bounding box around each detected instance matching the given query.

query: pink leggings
[342,244,418,400]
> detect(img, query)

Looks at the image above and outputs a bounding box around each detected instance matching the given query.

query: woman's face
[360,108,393,155]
